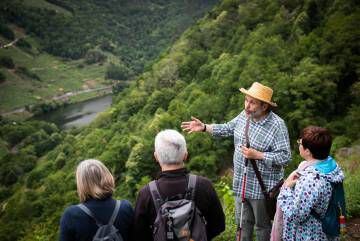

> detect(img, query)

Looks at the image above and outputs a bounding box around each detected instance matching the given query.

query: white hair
[154,129,187,165]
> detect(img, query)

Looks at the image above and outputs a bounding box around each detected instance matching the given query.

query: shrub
[0,71,5,83]
[16,38,31,49]
[84,50,106,64]
[0,23,14,40]
[0,56,15,69]
[105,63,131,80]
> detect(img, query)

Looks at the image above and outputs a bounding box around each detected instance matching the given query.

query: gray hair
[76,159,114,202]
[155,129,187,165]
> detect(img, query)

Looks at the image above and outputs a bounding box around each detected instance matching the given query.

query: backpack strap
[149,180,163,212]
[109,200,121,225]
[187,174,197,200]
[78,204,102,227]
[78,200,121,226]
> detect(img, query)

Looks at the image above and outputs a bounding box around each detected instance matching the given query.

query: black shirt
[131,168,225,241]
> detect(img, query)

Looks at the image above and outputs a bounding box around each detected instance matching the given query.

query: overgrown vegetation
[0,0,217,75]
[0,0,359,240]
[0,0,217,112]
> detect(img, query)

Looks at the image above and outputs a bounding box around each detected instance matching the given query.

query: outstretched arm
[181,116,212,133]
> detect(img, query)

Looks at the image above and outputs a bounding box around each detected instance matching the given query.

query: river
[35,95,113,130]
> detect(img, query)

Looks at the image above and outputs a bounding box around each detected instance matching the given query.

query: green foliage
[0,0,217,75]
[336,149,360,217]
[84,50,106,64]
[1,0,360,240]
[16,38,32,49]
[214,176,236,241]
[105,63,131,80]
[16,66,41,81]
[0,71,5,83]
[0,56,15,69]
[0,23,15,40]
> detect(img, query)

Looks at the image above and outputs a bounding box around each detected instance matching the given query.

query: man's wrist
[202,124,207,132]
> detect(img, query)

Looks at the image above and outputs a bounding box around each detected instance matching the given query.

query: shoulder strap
[187,174,197,200]
[244,117,269,199]
[149,180,163,212]
[78,204,102,227]
[109,200,121,225]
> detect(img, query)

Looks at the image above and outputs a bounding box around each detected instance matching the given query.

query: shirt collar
[251,111,272,126]
[157,168,189,179]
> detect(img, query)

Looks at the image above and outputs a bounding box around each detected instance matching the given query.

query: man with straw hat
[181,82,291,241]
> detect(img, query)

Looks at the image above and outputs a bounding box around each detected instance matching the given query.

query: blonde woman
[60,159,134,241]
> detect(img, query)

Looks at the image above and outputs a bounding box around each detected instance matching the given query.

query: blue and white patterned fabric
[278,157,345,241]
[212,110,291,199]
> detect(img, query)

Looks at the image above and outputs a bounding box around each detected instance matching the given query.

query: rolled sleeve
[212,114,241,137]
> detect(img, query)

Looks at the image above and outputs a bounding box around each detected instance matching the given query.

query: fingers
[191,116,201,123]
[182,126,192,132]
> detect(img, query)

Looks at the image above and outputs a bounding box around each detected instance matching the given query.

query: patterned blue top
[212,110,291,199]
[278,159,344,241]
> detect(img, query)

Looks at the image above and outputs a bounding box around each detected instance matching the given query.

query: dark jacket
[60,196,134,241]
[131,168,225,241]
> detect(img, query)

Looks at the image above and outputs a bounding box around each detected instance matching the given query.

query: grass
[0,32,109,112]
[22,0,72,16]
[336,146,360,218]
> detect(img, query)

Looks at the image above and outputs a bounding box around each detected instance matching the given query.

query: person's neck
[252,112,269,122]
[161,163,184,171]
[304,157,317,162]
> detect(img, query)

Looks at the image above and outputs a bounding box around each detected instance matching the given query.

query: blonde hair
[76,159,115,202]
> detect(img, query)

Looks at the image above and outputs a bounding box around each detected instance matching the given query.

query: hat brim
[239,88,277,107]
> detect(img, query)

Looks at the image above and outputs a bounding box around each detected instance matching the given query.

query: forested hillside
[0,0,217,111]
[0,0,359,240]
[1,0,217,74]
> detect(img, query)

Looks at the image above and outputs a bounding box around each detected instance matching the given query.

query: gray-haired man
[131,129,225,241]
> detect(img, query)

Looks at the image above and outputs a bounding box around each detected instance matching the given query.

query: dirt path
[0,38,20,49]
[347,218,360,241]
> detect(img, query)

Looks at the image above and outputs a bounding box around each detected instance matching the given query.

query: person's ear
[304,148,312,157]
[183,152,188,162]
[262,103,269,111]
[154,152,159,163]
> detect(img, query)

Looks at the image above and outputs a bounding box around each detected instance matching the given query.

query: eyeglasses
[297,139,302,146]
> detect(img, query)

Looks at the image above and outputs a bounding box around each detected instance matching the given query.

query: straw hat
[239,82,277,107]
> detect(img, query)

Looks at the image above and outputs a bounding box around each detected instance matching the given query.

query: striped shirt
[212,110,291,199]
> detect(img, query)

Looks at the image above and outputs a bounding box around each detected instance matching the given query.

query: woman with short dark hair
[276,126,344,241]
[60,159,134,241]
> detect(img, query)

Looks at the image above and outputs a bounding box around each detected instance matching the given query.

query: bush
[84,50,106,64]
[0,56,15,69]
[16,38,31,49]
[105,63,131,80]
[0,71,5,83]
[16,66,41,81]
[0,23,15,40]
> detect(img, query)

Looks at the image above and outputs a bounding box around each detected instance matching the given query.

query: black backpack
[78,200,124,241]
[311,181,346,237]
[149,174,207,241]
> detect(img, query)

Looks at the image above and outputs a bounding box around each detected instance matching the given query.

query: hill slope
[0,0,218,112]
[0,0,359,240]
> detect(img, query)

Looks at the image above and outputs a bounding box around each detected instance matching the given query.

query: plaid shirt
[212,110,291,199]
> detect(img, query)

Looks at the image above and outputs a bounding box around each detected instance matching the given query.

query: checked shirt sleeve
[212,114,241,137]
[262,120,291,167]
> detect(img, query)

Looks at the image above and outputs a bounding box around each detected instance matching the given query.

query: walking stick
[236,155,249,241]
[236,118,251,241]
